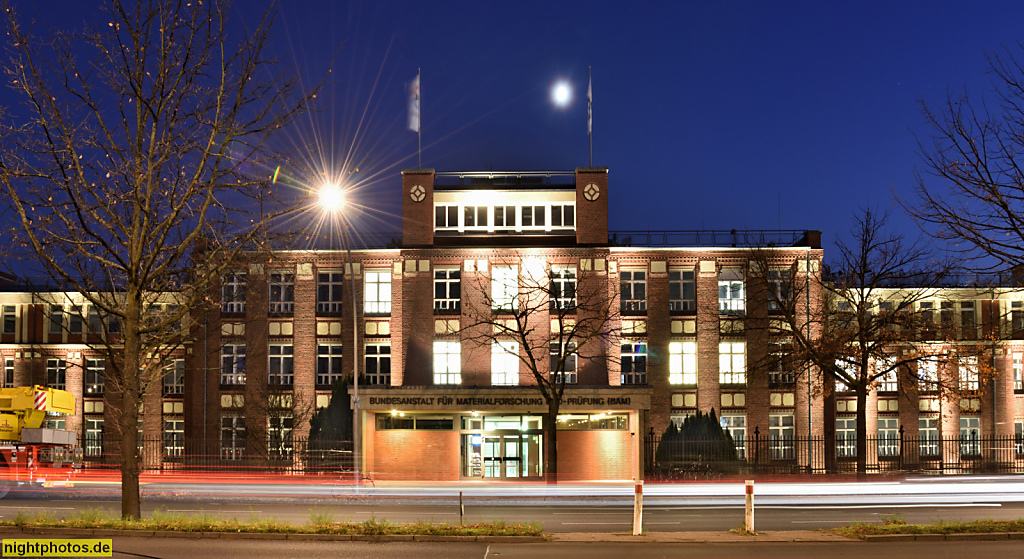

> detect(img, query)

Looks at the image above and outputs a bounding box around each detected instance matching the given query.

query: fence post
[744,479,755,533]
[632,480,643,536]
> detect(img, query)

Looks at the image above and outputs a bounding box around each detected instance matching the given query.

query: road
[2,475,1024,532]
[98,538,1024,559]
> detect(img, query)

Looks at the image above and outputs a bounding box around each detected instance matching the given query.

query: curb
[0,526,545,543]
[863,532,1024,542]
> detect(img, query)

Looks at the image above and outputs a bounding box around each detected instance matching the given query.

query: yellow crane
[0,386,79,496]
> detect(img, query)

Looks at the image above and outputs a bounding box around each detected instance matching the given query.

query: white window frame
[550,267,577,310]
[620,269,647,312]
[551,204,575,229]
[836,417,856,458]
[221,414,246,460]
[1,305,15,335]
[620,341,648,385]
[221,344,246,385]
[433,340,461,385]
[3,358,12,387]
[718,267,745,315]
[268,344,294,386]
[463,206,489,229]
[433,268,461,311]
[163,418,184,458]
[769,413,795,460]
[491,266,519,311]
[960,415,980,456]
[316,343,344,386]
[269,272,295,314]
[268,415,294,459]
[958,355,979,391]
[85,358,105,396]
[550,341,577,384]
[919,416,939,456]
[435,204,459,229]
[720,414,746,460]
[317,271,345,314]
[1015,353,1023,391]
[917,356,938,391]
[221,273,247,314]
[84,417,103,457]
[668,268,696,312]
[719,341,746,385]
[491,341,520,386]
[878,416,899,457]
[162,358,183,396]
[364,270,392,315]
[365,343,391,386]
[669,341,697,385]
[46,358,66,390]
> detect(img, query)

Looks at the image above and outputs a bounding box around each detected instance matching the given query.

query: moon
[552,81,572,107]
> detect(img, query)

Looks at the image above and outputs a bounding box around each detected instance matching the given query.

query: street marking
[764,503,1001,509]
[167,509,263,513]
[0,506,74,510]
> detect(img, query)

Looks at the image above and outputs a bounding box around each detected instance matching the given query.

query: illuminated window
[1014,353,1023,391]
[433,341,461,385]
[491,266,518,311]
[718,267,745,315]
[919,416,939,456]
[719,341,746,385]
[492,341,520,386]
[720,414,746,459]
[669,341,697,385]
[364,270,392,315]
[163,419,184,458]
[84,417,103,457]
[268,415,294,459]
[917,357,938,391]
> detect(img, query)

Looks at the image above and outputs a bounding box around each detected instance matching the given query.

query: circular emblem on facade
[583,182,600,201]
[409,184,426,203]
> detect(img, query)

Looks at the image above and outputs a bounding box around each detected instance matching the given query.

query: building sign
[357,388,650,412]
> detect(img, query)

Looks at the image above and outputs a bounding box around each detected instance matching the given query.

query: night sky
[10,1,1024,256]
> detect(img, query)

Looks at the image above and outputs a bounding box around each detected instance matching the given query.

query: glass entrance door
[461,415,543,479]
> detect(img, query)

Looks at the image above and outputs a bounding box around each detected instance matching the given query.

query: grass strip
[831,515,1024,539]
[1,508,543,537]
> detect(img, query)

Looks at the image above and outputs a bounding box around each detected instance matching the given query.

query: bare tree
[0,0,316,518]
[460,252,618,482]
[748,209,970,473]
[907,42,1024,271]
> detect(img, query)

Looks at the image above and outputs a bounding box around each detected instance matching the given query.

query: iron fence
[78,436,354,475]
[645,432,1024,477]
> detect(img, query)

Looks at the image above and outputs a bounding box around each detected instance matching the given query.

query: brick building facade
[2,167,1023,479]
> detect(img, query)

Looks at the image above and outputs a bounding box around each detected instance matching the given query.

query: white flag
[408,74,420,133]
[587,74,592,135]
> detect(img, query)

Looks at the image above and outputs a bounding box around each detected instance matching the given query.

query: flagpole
[588,66,592,166]
[417,67,422,168]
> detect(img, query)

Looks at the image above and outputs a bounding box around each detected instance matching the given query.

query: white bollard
[744,479,755,533]
[633,480,643,535]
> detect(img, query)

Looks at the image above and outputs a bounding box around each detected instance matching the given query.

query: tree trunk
[545,406,559,484]
[120,292,142,520]
[856,386,868,476]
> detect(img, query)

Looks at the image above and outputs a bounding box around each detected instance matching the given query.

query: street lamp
[318,182,361,490]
